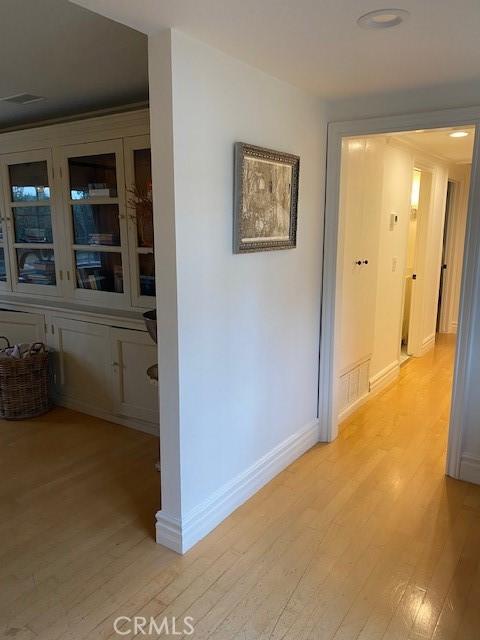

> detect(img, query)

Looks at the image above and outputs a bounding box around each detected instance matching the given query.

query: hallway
[3,336,480,639]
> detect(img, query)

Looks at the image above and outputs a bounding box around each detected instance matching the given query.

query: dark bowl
[143,309,157,344]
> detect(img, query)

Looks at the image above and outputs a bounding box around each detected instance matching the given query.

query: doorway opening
[320,115,476,482]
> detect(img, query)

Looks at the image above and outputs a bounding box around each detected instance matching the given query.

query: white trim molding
[420,333,436,356]
[338,392,369,424]
[459,454,480,485]
[369,360,400,395]
[337,360,400,424]
[318,105,480,494]
[155,512,183,553]
[53,396,159,437]
[156,420,319,553]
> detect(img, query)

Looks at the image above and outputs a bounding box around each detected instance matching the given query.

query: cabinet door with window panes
[58,140,131,307]
[0,197,10,290]
[0,150,61,296]
[123,135,155,307]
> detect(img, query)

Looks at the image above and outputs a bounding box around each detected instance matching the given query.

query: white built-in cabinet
[52,317,158,427]
[51,317,114,413]
[124,135,155,308]
[0,310,45,344]
[0,307,159,434]
[0,111,159,435]
[0,111,154,310]
[110,327,159,424]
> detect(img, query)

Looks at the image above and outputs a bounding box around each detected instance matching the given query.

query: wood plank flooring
[2,334,480,639]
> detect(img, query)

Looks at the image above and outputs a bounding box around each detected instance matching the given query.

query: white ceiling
[0,0,148,129]
[394,127,475,164]
[72,0,480,99]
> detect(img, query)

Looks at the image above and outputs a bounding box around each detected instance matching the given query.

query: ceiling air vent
[0,93,45,105]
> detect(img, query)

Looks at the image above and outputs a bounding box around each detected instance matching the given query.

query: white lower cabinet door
[110,327,159,425]
[0,310,46,345]
[51,317,113,413]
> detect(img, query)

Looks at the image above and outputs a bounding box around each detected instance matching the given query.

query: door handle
[412,273,417,280]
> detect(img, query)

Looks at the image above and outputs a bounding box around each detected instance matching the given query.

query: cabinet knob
[355,260,362,266]
[363,259,369,265]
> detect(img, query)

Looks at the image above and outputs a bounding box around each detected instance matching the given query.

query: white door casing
[319,106,480,484]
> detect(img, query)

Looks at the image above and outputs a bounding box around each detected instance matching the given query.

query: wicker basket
[0,337,50,420]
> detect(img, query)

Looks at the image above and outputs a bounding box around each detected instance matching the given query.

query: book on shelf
[88,232,116,245]
[21,268,56,285]
[87,274,98,290]
[31,261,55,273]
[24,228,48,243]
[76,268,106,291]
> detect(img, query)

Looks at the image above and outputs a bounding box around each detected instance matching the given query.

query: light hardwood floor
[2,334,480,639]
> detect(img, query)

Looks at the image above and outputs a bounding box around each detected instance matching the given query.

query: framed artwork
[233,142,300,253]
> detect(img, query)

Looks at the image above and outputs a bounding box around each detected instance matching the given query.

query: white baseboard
[420,333,436,355]
[53,396,159,437]
[459,453,480,485]
[369,360,400,395]
[155,512,183,552]
[338,392,369,423]
[338,360,400,425]
[156,419,319,553]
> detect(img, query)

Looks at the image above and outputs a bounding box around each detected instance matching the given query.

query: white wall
[149,30,327,551]
[149,37,480,552]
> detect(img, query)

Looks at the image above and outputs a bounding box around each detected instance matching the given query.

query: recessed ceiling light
[357,8,410,29]
[449,131,469,138]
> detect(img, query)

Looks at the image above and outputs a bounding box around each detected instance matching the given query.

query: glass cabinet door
[1,151,59,294]
[124,135,155,306]
[60,140,130,304]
